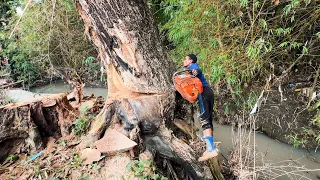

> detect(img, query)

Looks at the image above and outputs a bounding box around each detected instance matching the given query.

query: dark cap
[187,54,197,63]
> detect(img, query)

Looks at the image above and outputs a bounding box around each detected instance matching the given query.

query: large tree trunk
[77,0,176,139]
[76,0,218,179]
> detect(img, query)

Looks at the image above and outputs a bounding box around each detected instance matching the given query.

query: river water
[7,81,320,179]
[30,81,108,98]
[214,123,320,179]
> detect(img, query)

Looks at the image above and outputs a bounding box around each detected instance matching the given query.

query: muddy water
[30,81,107,98]
[214,122,320,179]
[26,82,320,179]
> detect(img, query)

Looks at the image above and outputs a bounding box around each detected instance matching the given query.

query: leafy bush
[126,158,168,180]
[1,0,98,87]
[72,105,93,136]
[151,0,319,96]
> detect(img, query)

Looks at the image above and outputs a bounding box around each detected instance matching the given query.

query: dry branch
[0,80,23,89]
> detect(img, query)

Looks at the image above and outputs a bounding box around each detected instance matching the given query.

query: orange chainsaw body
[173,71,203,103]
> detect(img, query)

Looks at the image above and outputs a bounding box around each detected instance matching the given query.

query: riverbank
[216,78,320,149]
[7,79,320,150]
[1,83,320,179]
[214,122,320,179]
[2,86,320,179]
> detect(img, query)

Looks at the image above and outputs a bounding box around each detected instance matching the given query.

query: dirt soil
[0,135,133,180]
[216,69,320,149]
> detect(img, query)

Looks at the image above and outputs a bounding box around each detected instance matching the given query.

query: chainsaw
[172,70,203,103]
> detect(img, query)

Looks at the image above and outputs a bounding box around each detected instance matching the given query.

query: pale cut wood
[80,148,101,164]
[94,129,137,154]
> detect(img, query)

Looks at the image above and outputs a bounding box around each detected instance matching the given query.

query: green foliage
[316,135,320,144]
[72,114,93,136]
[126,159,167,180]
[67,153,83,168]
[0,0,39,87]
[4,154,16,164]
[72,105,94,136]
[0,97,13,105]
[150,0,319,98]
[313,110,320,128]
[0,0,19,30]
[224,103,230,115]
[92,163,101,170]
[1,0,98,87]
[287,134,306,148]
[76,175,89,180]
[59,140,67,147]
[81,56,102,83]
[246,92,258,110]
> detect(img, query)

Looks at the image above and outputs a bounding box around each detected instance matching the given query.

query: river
[214,123,320,179]
[5,81,320,179]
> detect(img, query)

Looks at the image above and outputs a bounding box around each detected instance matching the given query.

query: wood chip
[80,148,101,165]
[94,129,137,154]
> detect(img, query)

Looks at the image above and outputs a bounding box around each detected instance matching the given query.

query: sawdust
[101,154,136,180]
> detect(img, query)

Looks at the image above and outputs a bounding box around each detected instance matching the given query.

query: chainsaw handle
[172,69,193,81]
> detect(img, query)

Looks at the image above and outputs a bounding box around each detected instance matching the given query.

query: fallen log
[209,157,224,180]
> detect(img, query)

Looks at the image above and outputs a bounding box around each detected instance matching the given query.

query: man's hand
[192,69,198,76]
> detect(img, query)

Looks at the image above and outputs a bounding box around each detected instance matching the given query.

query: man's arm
[192,69,198,76]
[188,64,202,77]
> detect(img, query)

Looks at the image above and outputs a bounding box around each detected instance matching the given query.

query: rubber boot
[198,136,218,161]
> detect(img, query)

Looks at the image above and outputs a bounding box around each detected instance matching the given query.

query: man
[183,54,218,161]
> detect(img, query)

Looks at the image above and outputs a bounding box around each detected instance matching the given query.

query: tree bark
[77,0,176,142]
[76,0,219,179]
[77,0,176,143]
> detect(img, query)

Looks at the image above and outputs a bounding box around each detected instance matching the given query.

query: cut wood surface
[80,148,101,164]
[94,128,137,154]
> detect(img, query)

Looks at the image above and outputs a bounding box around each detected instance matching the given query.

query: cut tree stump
[0,93,78,161]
